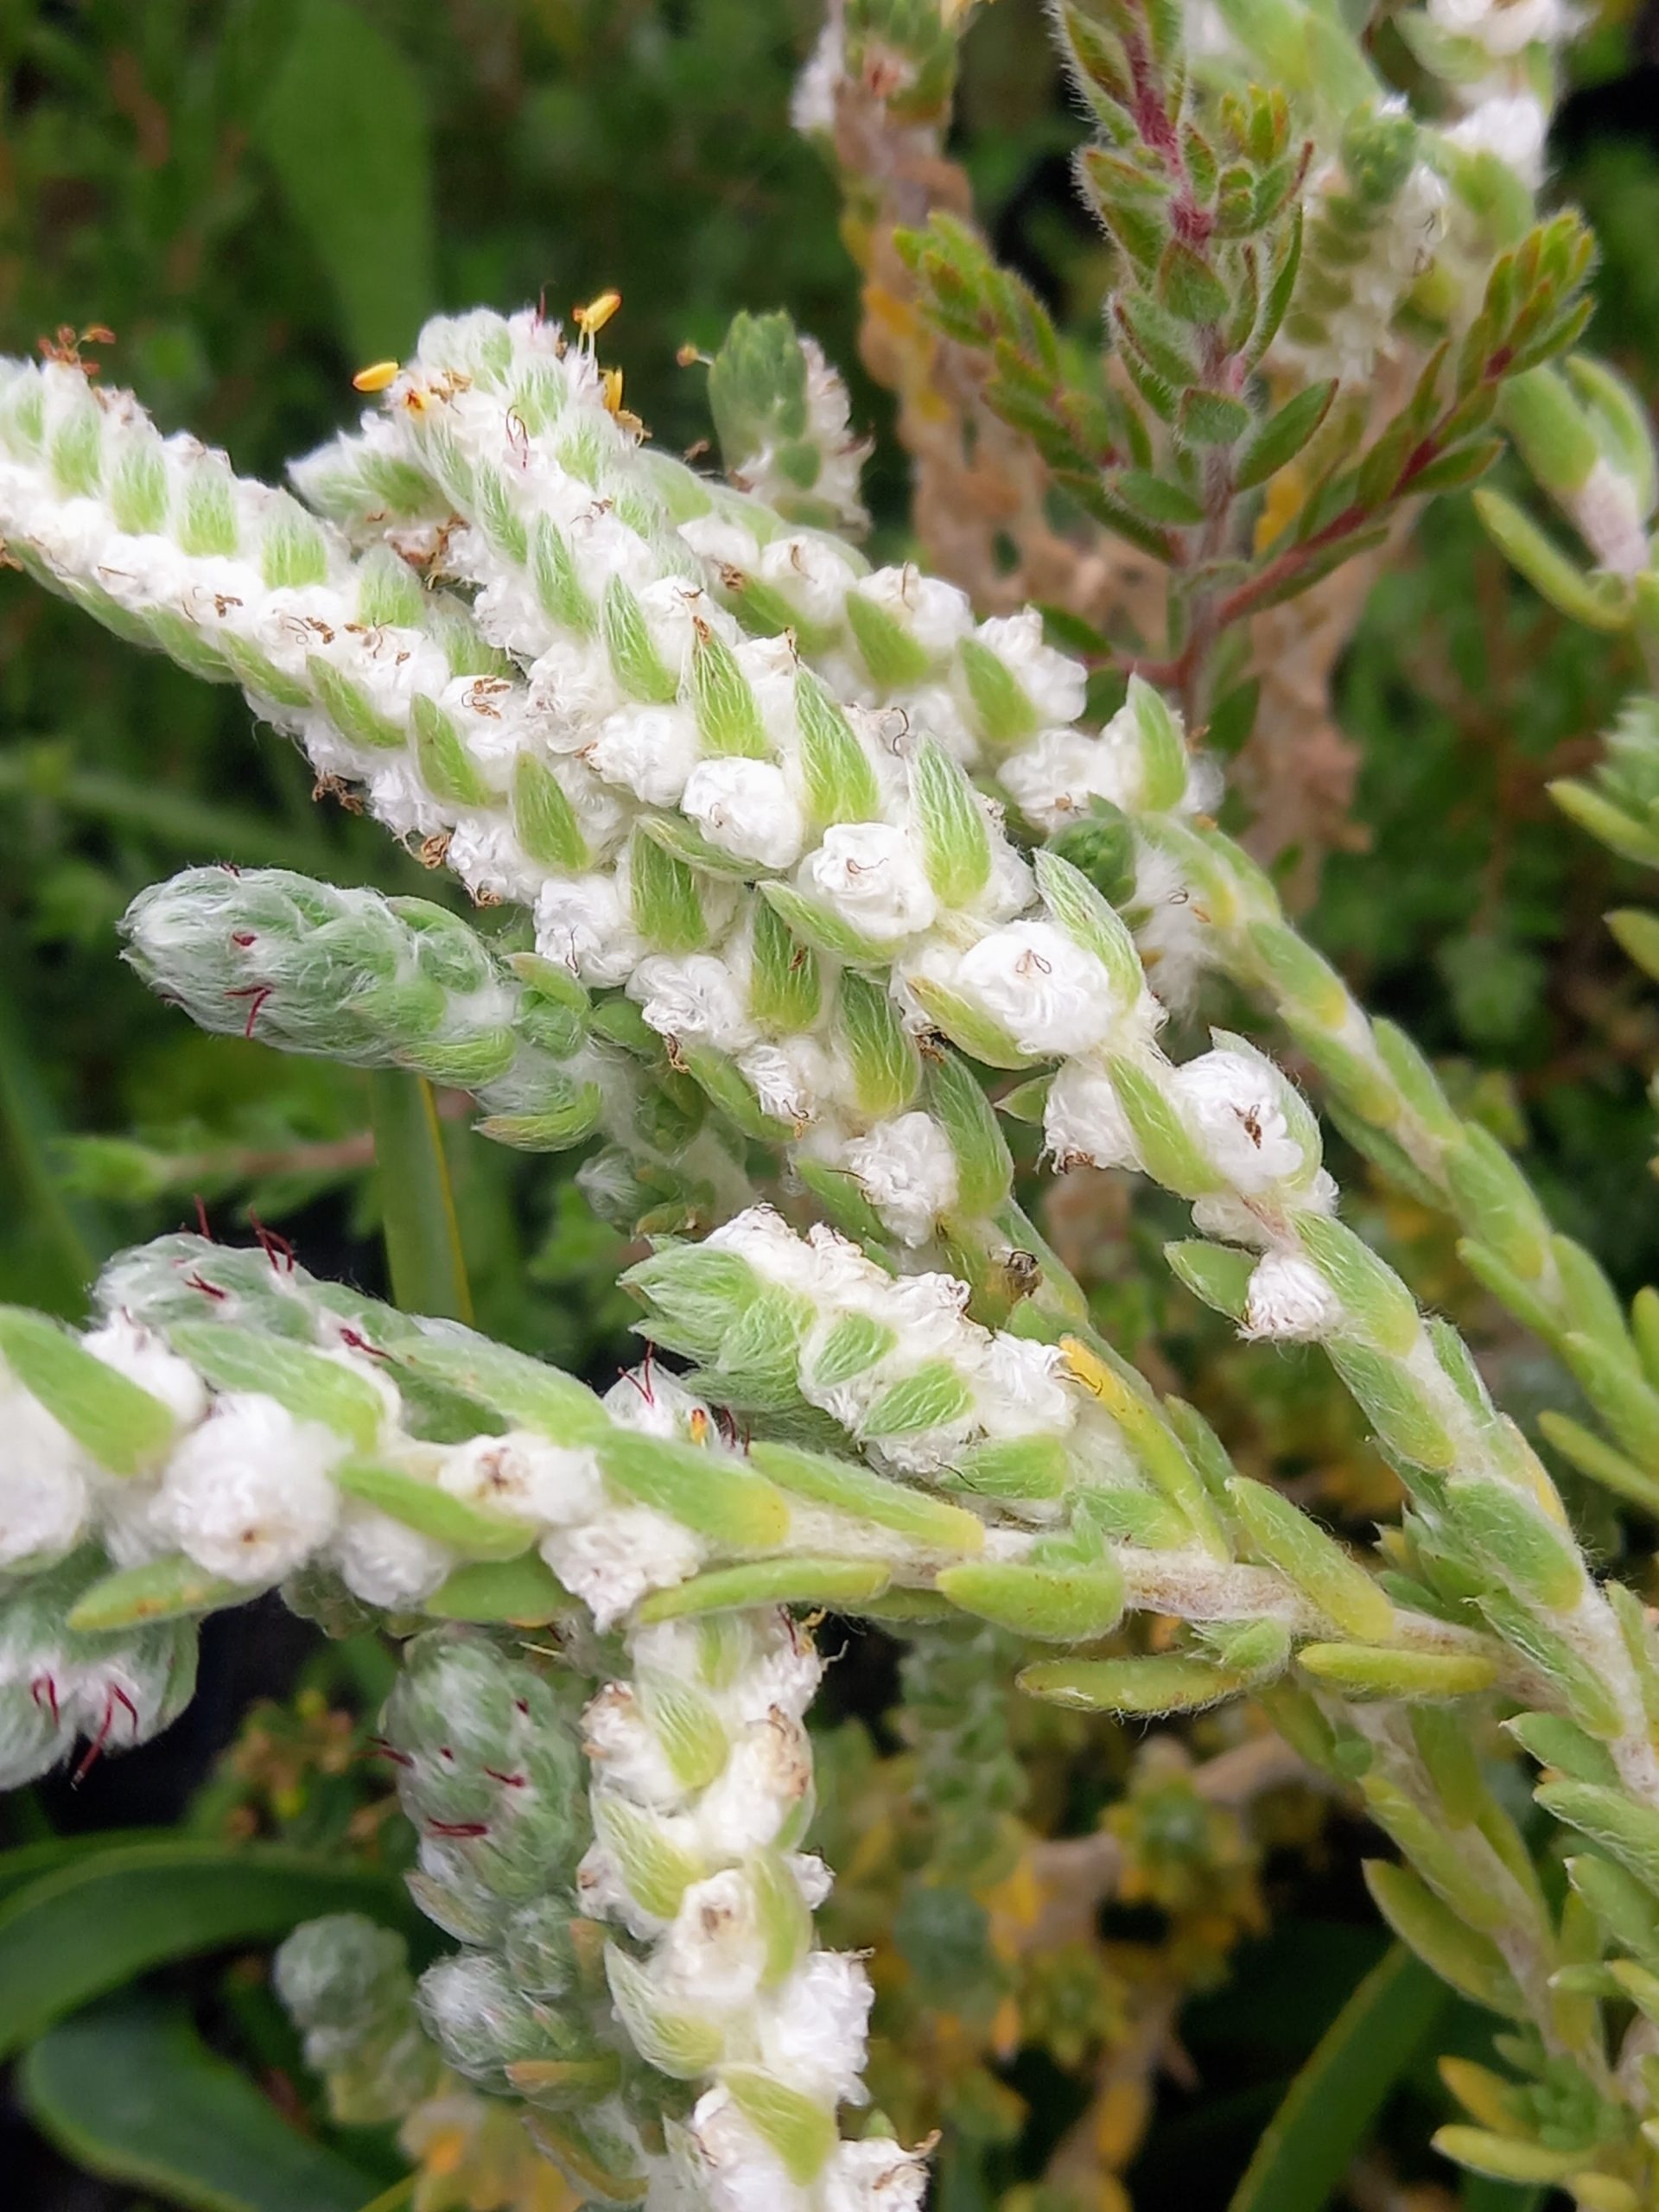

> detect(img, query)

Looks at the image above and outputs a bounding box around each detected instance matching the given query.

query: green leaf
[1179,389,1252,446]
[333,1456,532,1557]
[906,975,1033,1069]
[1472,489,1632,632]
[747,1440,984,1554]
[369,1071,473,1322]
[21,1996,377,2212]
[1406,437,1503,496]
[924,1052,1013,1217]
[1225,1948,1446,2212]
[512,755,590,872]
[1233,380,1336,492]
[912,741,992,907]
[937,1558,1125,1642]
[0,1840,419,2060]
[1115,469,1206,525]
[0,1307,177,1472]
[166,1322,390,1449]
[257,0,436,360]
[1019,1654,1243,1713]
[410,696,492,810]
[860,1361,975,1439]
[795,673,882,827]
[634,1557,893,1621]
[424,1551,572,1624]
[67,1554,248,1632]
[836,969,921,1119]
[759,882,900,969]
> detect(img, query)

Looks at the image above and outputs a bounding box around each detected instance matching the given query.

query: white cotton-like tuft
[952,920,1118,1056]
[1171,1049,1311,1194]
[683,758,806,868]
[801,823,938,941]
[1243,1252,1344,1342]
[0,1389,92,1567]
[158,1394,343,1583]
[81,1314,208,1431]
[838,1112,960,1245]
[539,1505,702,1630]
[332,1501,453,1606]
[969,609,1088,727]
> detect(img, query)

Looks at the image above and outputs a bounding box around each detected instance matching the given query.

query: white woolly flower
[888,680,976,765]
[602,1365,715,1442]
[588,702,702,807]
[688,1712,816,1857]
[820,2138,931,2212]
[1191,1171,1338,1249]
[528,633,623,740]
[997,726,1144,834]
[852,568,974,664]
[683,758,807,868]
[1445,92,1549,189]
[158,1394,343,1583]
[679,513,766,575]
[332,1502,452,1607]
[630,1611,821,1732]
[631,952,756,1052]
[437,1432,605,1524]
[1243,1253,1344,1342]
[539,1505,702,1630]
[791,16,843,135]
[365,760,448,844]
[1045,1061,1143,1171]
[687,2084,806,2212]
[740,1038,841,1127]
[0,1389,92,1567]
[734,633,809,753]
[1280,160,1449,383]
[1427,0,1570,58]
[978,834,1038,924]
[798,338,871,533]
[445,817,542,906]
[653,1867,769,2010]
[952,920,1119,1056]
[1133,844,1213,1014]
[969,610,1088,728]
[756,1948,874,2102]
[1567,457,1651,577]
[976,1334,1075,1438]
[801,823,938,940]
[1171,1049,1314,1195]
[839,1112,960,1245]
[755,533,863,632]
[533,870,645,985]
[582,1677,696,1808]
[81,1314,207,1430]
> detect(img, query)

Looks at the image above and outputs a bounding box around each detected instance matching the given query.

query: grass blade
[21,1993,376,2212]
[1227,1943,1448,2212]
[0,1837,422,2061]
[367,1069,472,1321]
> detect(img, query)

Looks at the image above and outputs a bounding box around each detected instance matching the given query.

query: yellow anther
[575,289,622,338]
[352,359,400,393]
[688,1405,709,1446]
[601,365,625,416]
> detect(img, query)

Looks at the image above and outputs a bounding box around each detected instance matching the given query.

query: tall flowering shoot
[3,0,1659,2206]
